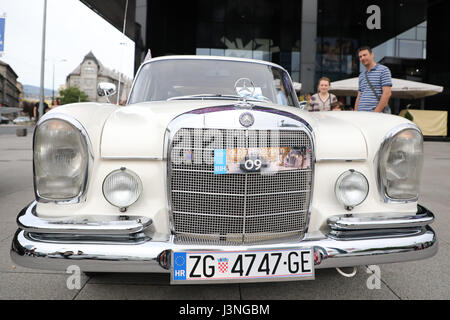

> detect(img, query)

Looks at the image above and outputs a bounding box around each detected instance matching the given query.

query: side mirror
[97,82,117,102]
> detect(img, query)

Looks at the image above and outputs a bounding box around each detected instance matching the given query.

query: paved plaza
[0,127,449,300]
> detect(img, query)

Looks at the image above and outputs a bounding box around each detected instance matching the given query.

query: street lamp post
[51,59,66,104]
[117,42,126,105]
[116,0,129,105]
[38,0,47,120]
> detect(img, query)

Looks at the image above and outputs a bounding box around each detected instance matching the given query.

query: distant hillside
[23,84,55,100]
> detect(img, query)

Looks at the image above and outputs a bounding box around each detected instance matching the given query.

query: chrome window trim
[375,123,423,204]
[33,113,94,204]
[164,108,315,241]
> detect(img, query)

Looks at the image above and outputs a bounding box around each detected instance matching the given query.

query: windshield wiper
[167,94,272,103]
[167,94,241,101]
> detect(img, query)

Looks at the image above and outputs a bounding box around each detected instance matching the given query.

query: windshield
[128,58,298,107]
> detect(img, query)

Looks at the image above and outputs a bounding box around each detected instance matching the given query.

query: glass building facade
[137,0,448,130]
[145,0,432,87]
[147,0,303,80]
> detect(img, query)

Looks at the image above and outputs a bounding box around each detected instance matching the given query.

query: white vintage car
[11,56,437,284]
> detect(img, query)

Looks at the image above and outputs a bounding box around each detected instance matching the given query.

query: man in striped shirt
[354,46,392,112]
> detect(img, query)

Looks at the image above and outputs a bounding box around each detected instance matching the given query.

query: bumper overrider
[11,201,437,275]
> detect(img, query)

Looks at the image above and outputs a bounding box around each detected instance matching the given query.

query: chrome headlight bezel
[33,113,93,204]
[376,123,424,203]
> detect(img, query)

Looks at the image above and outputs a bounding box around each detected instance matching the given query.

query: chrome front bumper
[11,202,438,274]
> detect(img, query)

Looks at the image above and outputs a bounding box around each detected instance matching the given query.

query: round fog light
[335,170,369,210]
[103,168,142,209]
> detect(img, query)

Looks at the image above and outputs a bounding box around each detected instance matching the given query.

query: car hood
[100,101,376,161]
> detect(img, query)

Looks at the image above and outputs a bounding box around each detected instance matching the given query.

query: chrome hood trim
[165,105,313,135]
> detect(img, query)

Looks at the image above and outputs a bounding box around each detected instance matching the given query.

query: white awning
[330,77,443,100]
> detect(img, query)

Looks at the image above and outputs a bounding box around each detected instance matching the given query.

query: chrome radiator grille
[169,128,313,244]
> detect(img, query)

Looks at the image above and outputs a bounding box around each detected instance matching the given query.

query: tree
[59,87,90,105]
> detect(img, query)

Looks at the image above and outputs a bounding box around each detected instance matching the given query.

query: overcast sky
[0,0,135,91]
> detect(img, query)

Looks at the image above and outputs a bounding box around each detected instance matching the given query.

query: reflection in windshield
[128,59,298,107]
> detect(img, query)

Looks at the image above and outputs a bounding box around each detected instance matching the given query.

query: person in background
[33,101,49,120]
[51,98,62,110]
[308,77,338,111]
[354,46,392,113]
[305,92,312,104]
[331,101,344,111]
[275,80,288,105]
[344,104,355,111]
[32,102,39,120]
[22,101,34,119]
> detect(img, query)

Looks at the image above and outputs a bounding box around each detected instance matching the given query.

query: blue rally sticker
[173,252,187,280]
[214,149,227,174]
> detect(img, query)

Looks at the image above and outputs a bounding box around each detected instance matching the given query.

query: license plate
[171,248,314,284]
[214,147,311,174]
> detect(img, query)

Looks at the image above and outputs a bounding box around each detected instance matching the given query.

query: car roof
[142,55,288,73]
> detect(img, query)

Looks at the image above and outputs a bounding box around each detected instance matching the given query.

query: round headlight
[103,168,142,209]
[335,170,369,209]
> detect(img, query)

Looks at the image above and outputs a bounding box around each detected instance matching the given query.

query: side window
[272,68,294,107]
[129,64,155,103]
